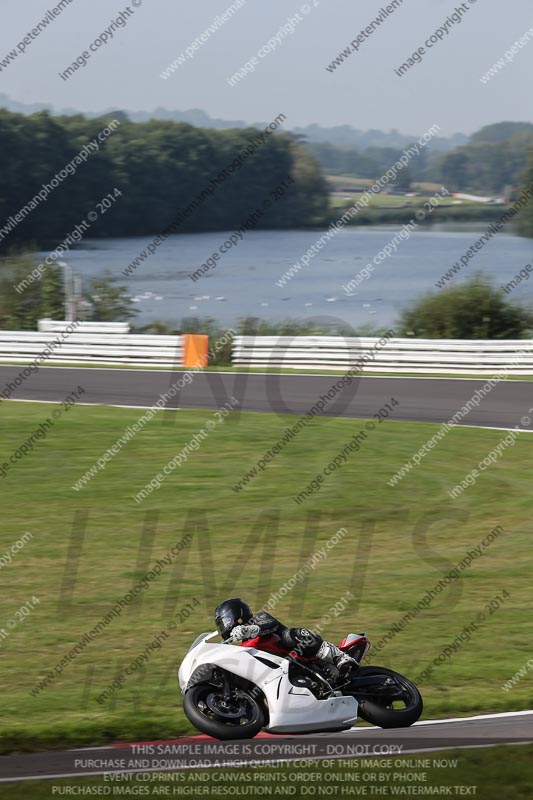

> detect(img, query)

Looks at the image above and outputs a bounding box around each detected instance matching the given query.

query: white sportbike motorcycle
[178,629,423,739]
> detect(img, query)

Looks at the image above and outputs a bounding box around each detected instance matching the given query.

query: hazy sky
[1,0,532,135]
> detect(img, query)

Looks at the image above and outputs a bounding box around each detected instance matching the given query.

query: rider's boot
[317,641,358,677]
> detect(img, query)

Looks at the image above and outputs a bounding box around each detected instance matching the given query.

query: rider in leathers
[215,598,358,675]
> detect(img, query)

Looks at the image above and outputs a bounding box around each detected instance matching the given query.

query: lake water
[40,223,533,330]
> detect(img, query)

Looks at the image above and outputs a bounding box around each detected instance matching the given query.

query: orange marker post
[183,334,209,368]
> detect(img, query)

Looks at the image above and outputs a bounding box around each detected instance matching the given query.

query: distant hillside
[0,93,464,151]
[291,123,467,153]
[4,93,527,193]
[310,121,533,195]
[0,94,249,130]
[470,121,533,144]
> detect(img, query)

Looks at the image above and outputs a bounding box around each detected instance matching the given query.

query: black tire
[350,666,423,729]
[183,683,265,740]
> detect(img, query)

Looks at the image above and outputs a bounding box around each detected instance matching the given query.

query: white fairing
[179,631,358,734]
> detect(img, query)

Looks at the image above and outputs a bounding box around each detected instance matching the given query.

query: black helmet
[215,598,252,640]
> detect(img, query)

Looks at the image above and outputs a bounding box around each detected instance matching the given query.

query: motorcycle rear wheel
[349,666,423,728]
[183,683,265,740]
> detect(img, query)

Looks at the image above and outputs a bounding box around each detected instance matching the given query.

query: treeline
[310,140,427,184]
[439,123,533,194]
[516,153,533,237]
[0,110,329,250]
[311,121,533,196]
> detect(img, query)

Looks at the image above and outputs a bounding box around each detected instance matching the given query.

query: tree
[439,151,469,192]
[398,275,533,339]
[470,122,533,144]
[0,253,43,329]
[85,271,138,321]
[394,166,413,191]
[517,148,533,237]
[0,253,67,329]
[40,265,64,319]
[435,124,533,195]
[286,139,329,225]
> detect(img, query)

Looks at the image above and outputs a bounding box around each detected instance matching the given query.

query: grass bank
[329,204,509,226]
[1,401,532,752]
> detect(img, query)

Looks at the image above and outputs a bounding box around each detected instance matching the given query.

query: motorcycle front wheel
[183,683,265,740]
[349,666,423,728]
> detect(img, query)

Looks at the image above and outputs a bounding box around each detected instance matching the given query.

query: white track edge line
[4,398,533,434]
[61,710,533,753]
[0,365,532,383]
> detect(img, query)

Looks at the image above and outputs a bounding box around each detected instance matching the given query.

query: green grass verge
[3,746,533,797]
[329,205,507,226]
[331,193,481,209]
[0,401,532,752]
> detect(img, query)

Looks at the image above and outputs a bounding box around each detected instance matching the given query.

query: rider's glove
[230,624,260,641]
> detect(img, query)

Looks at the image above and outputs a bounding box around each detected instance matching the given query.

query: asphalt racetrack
[1,712,532,782]
[1,366,533,430]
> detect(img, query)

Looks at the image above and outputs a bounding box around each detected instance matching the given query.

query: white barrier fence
[232,336,533,374]
[0,328,183,367]
[2,330,533,373]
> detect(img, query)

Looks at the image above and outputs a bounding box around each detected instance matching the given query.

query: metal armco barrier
[231,336,533,374]
[0,328,184,367]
